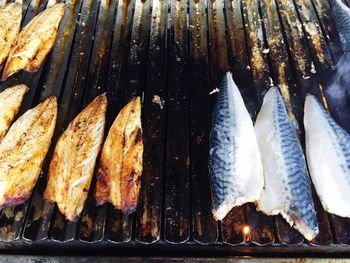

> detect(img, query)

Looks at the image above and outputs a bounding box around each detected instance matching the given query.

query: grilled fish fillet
[0,85,28,142]
[209,72,264,221]
[44,94,107,222]
[1,3,65,81]
[304,95,350,218]
[95,97,143,215]
[0,96,57,208]
[332,0,350,54]
[255,87,319,241]
[0,3,22,67]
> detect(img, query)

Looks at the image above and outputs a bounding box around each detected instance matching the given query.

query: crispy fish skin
[95,97,143,215]
[0,85,28,142]
[0,96,57,208]
[209,72,264,221]
[0,3,22,67]
[332,0,350,54]
[1,3,65,81]
[44,94,107,222]
[304,95,350,218]
[255,87,319,241]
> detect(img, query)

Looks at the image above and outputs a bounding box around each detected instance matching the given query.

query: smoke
[325,53,350,131]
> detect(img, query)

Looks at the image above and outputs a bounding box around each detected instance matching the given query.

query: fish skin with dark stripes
[304,95,350,218]
[332,0,350,53]
[255,87,318,241]
[208,72,264,221]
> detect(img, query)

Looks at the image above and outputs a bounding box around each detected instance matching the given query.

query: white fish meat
[0,2,22,67]
[255,87,318,241]
[0,85,28,142]
[1,3,65,80]
[95,97,143,215]
[44,94,107,222]
[208,72,264,221]
[304,95,350,218]
[0,96,57,208]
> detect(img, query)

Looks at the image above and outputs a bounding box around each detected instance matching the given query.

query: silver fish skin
[304,95,350,218]
[209,72,264,221]
[332,0,350,53]
[255,87,318,241]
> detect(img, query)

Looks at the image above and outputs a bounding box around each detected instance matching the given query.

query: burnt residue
[0,0,349,255]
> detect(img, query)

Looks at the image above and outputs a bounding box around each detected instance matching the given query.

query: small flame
[319,84,330,112]
[243,225,250,235]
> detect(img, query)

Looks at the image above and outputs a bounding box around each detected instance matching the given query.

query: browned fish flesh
[0,96,57,208]
[95,97,143,215]
[0,3,22,67]
[44,94,107,222]
[0,85,28,142]
[1,3,65,81]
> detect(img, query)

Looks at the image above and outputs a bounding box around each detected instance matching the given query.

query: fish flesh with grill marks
[1,3,65,81]
[208,72,264,221]
[304,95,350,218]
[44,94,107,222]
[0,2,22,68]
[255,87,319,241]
[95,97,143,215]
[0,85,28,142]
[0,96,57,208]
[332,0,350,54]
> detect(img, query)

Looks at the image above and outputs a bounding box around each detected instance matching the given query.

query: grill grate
[0,0,349,256]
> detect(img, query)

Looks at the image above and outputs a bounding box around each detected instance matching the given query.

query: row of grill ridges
[0,0,349,249]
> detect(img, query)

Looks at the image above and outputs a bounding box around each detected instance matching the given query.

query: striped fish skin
[255,87,318,241]
[0,85,28,142]
[0,3,22,67]
[304,95,350,218]
[44,94,107,222]
[332,0,350,54]
[0,96,57,208]
[209,72,264,221]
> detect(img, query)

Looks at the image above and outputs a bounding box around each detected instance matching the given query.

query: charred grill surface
[0,0,349,257]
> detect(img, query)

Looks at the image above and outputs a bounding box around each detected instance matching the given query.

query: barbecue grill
[0,0,349,257]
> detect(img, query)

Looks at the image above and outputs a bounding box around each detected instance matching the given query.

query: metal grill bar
[0,0,349,256]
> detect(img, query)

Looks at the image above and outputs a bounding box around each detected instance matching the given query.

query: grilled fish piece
[0,96,57,208]
[1,3,65,81]
[44,94,107,222]
[255,87,319,241]
[95,97,143,215]
[0,85,28,142]
[332,0,350,53]
[304,95,350,218]
[0,3,22,67]
[209,72,264,221]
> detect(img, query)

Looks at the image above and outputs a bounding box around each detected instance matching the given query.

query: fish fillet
[1,3,65,81]
[44,94,107,222]
[95,97,143,215]
[208,72,264,221]
[304,95,350,218]
[332,0,350,54]
[0,85,28,142]
[0,96,57,208]
[0,2,22,67]
[255,87,319,241]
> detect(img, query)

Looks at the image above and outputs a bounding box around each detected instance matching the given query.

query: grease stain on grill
[0,0,348,255]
